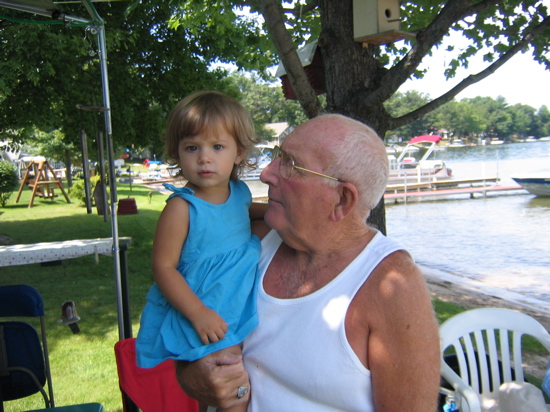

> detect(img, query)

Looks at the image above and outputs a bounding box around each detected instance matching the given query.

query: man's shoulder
[359,249,424,303]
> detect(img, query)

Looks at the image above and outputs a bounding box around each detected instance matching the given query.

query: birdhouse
[275,41,325,101]
[353,0,414,45]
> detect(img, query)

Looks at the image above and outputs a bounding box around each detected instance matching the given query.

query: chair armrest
[441,362,483,412]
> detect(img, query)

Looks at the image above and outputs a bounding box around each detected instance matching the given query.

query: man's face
[260,120,339,248]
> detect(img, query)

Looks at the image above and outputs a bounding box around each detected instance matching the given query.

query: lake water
[247,140,550,314]
[386,140,550,314]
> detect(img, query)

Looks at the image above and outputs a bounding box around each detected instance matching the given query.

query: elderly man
[177,114,440,411]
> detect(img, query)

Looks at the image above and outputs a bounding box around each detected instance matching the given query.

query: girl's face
[177,124,244,191]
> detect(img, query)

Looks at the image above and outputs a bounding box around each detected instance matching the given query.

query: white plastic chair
[439,307,550,412]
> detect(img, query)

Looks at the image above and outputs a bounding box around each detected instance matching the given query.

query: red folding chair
[114,338,198,412]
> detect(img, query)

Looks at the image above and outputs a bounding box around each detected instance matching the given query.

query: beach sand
[423,271,550,330]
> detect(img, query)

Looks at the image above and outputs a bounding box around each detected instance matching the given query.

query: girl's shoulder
[230,179,252,198]
[163,184,195,203]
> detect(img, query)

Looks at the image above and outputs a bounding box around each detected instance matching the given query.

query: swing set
[15,159,71,207]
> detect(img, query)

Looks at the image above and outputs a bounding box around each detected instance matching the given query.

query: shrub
[70,175,101,205]
[0,161,19,207]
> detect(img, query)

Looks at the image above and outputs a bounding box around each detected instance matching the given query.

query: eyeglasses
[271,146,346,183]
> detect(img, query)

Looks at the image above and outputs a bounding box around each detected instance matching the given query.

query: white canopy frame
[0,0,128,340]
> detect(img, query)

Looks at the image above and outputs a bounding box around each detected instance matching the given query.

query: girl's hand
[190,306,228,345]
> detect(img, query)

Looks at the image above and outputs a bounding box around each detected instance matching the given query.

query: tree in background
[2,0,549,231]
[534,106,550,137]
[508,104,537,139]
[432,100,486,142]
[0,2,269,156]
[387,93,550,142]
[384,90,435,139]
[227,71,306,141]
[166,0,549,231]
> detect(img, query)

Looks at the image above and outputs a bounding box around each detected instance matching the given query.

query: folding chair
[114,338,198,412]
[0,285,55,411]
[439,307,550,412]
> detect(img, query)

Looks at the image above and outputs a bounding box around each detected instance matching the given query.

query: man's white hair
[322,114,389,216]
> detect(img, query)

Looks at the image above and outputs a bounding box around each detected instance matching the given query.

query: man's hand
[176,346,250,409]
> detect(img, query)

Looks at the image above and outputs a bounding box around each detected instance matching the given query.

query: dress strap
[162,184,194,202]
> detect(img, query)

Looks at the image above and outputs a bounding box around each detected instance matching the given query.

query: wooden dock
[385,177,499,193]
[384,177,525,202]
[246,177,527,203]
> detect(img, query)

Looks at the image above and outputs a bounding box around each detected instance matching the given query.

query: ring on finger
[237,386,249,399]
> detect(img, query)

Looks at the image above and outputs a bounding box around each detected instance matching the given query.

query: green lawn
[1,182,546,410]
[1,183,164,411]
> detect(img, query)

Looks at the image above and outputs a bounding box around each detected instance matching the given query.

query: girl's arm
[249,202,270,240]
[152,197,228,344]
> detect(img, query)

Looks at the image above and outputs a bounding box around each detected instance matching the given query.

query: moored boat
[240,144,275,181]
[388,135,453,185]
[511,176,550,197]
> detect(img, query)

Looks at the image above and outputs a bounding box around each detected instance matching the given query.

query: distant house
[265,122,294,144]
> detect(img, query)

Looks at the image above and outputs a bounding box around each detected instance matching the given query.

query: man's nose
[260,157,278,184]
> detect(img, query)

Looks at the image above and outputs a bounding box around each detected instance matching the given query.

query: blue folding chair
[0,285,55,411]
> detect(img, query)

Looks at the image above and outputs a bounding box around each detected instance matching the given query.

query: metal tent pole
[79,0,127,340]
[95,24,126,341]
[76,0,129,341]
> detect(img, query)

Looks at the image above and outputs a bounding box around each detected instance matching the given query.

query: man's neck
[264,229,376,299]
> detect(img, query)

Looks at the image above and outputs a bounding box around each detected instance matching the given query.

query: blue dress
[136,180,261,367]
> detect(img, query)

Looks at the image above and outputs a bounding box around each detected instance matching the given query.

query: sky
[399,42,550,110]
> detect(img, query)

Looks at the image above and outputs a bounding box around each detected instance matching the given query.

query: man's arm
[175,347,250,409]
[356,250,441,411]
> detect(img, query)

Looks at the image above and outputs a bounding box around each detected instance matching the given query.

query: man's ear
[331,183,359,221]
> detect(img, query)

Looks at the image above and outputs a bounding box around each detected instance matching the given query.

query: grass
[1,182,164,411]
[1,182,547,410]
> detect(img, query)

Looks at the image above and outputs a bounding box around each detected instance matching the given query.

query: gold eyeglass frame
[272,146,346,183]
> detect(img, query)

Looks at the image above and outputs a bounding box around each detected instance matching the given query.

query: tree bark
[318,0,391,232]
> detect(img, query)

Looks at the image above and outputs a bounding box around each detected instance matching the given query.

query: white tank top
[243,230,404,411]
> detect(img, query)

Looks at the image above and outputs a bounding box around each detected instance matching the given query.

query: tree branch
[237,0,318,15]
[388,15,550,129]
[365,0,500,107]
[258,0,322,118]
[281,0,318,16]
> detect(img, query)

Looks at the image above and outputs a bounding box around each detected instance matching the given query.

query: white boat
[240,144,275,181]
[511,176,550,197]
[448,139,466,147]
[388,135,453,185]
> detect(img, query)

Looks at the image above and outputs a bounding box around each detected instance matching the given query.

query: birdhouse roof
[275,40,319,77]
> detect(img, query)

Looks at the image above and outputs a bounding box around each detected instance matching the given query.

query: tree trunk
[319,0,392,234]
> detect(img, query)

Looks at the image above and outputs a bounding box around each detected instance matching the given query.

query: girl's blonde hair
[164,91,258,180]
